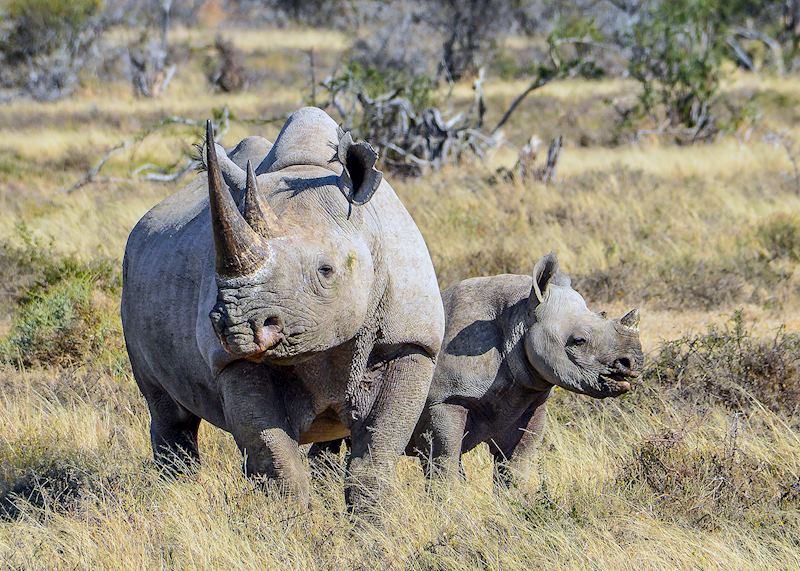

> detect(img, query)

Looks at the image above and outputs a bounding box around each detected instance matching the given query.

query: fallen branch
[62,140,133,193]
[62,107,241,193]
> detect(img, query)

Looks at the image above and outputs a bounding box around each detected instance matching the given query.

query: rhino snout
[254,316,284,352]
[611,356,639,378]
[209,302,285,357]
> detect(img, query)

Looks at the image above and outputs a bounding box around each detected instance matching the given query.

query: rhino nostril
[254,316,284,351]
[614,357,631,371]
[264,316,283,331]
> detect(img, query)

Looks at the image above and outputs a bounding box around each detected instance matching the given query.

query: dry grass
[1,25,799,570]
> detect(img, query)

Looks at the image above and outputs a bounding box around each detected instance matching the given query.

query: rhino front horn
[620,308,640,331]
[206,120,270,277]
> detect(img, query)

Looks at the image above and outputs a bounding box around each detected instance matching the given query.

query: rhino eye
[318,264,335,278]
[569,336,587,347]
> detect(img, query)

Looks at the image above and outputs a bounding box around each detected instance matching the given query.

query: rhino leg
[489,398,548,488]
[411,402,468,480]
[345,348,434,514]
[219,362,310,507]
[144,384,202,475]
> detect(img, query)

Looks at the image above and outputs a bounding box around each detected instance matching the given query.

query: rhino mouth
[245,330,319,365]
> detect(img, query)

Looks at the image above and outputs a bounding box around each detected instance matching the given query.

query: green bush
[625,0,772,141]
[0,232,121,368]
[627,0,725,141]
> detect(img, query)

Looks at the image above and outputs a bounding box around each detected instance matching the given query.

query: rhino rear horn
[242,160,281,239]
[206,121,270,277]
[620,308,640,331]
[337,131,383,205]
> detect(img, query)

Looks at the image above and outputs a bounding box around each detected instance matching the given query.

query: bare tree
[128,0,176,98]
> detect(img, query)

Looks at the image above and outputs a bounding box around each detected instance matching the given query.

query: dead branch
[62,140,134,194]
[61,107,237,193]
[491,71,556,135]
[541,136,563,183]
[730,27,785,75]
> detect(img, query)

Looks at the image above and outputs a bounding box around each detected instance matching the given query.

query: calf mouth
[598,371,639,395]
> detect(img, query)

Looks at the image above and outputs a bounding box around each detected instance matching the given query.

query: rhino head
[523,253,643,398]
[204,113,383,365]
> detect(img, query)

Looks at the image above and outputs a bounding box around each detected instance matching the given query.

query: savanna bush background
[1,0,800,569]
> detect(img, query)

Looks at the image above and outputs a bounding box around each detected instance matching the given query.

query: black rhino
[121,107,444,511]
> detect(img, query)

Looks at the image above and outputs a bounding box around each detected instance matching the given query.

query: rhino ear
[530,252,560,307]
[337,132,383,205]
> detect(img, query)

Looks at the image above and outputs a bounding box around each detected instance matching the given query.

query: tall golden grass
[1,26,799,570]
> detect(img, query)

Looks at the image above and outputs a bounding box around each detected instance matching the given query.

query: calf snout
[611,355,640,377]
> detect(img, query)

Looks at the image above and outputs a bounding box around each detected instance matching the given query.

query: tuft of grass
[756,213,800,262]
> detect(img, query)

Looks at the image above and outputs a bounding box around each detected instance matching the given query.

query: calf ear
[337,132,383,205]
[530,252,560,306]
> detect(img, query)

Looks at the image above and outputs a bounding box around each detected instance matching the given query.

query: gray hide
[312,253,643,486]
[121,107,444,511]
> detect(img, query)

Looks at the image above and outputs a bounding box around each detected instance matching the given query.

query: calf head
[523,253,644,398]
[205,120,381,365]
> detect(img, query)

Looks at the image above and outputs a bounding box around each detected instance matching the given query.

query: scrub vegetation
[1,1,800,568]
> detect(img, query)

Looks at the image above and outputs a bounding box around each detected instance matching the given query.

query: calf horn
[242,160,281,239]
[206,120,269,277]
[620,308,640,331]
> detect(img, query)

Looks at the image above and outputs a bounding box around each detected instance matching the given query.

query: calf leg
[346,348,434,514]
[308,438,346,461]
[219,362,310,507]
[412,402,467,480]
[490,396,549,488]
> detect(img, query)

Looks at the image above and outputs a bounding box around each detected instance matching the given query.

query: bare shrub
[0,0,111,100]
[648,312,800,418]
[206,36,247,93]
[127,0,176,98]
[321,63,495,175]
[622,423,799,529]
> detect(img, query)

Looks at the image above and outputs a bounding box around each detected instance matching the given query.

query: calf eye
[318,264,335,278]
[570,336,587,347]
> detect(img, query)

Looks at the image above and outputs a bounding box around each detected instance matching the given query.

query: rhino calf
[411,253,643,484]
[313,253,643,485]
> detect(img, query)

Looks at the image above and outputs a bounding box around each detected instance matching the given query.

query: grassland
[1,26,800,569]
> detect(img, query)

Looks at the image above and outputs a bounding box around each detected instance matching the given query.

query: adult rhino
[312,253,643,486]
[121,107,444,511]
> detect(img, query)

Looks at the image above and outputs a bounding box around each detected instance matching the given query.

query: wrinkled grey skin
[312,253,643,486]
[121,107,444,512]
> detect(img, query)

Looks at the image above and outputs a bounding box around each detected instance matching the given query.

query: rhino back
[429,274,532,404]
